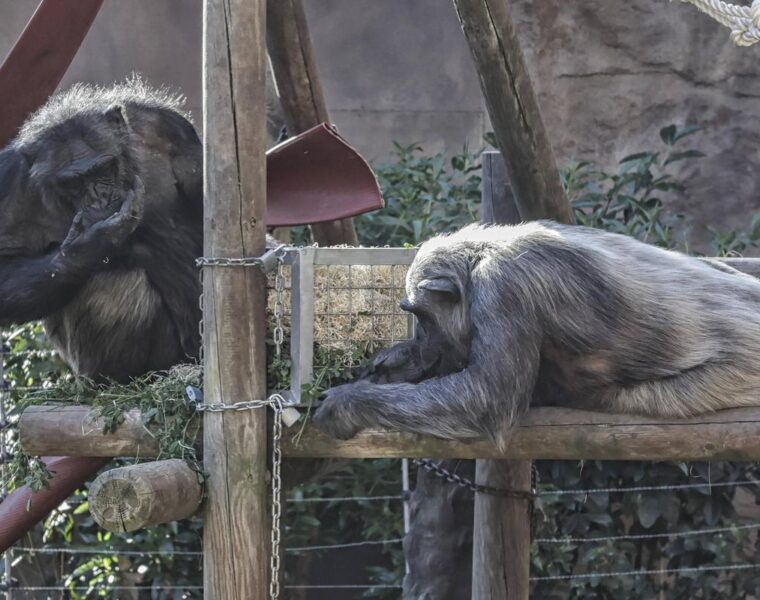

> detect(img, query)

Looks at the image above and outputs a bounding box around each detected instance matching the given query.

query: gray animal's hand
[355,341,428,384]
[313,382,368,440]
[57,179,144,268]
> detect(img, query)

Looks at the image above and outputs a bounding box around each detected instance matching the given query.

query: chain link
[413,458,540,536]
[412,458,537,501]
[194,394,284,599]
[196,246,290,599]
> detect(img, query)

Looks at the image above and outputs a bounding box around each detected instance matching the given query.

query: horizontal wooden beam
[21,405,760,461]
[20,405,162,457]
[282,407,760,461]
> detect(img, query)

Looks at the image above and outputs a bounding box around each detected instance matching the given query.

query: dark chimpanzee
[0,79,202,381]
[315,221,760,444]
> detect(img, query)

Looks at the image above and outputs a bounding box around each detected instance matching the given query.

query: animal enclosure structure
[12,0,760,598]
[273,247,416,403]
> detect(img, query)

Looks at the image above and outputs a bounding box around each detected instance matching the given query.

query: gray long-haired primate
[315,221,760,444]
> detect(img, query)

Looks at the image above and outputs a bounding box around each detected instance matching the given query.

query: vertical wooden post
[266,0,359,245]
[203,0,269,598]
[474,151,532,600]
[453,0,574,224]
[473,460,532,599]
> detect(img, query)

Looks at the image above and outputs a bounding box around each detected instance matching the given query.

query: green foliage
[2,324,202,598]
[11,366,203,493]
[355,142,482,247]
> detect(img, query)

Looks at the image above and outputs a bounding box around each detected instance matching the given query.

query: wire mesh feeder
[268,247,417,404]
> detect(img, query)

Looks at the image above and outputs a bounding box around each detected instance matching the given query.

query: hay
[267,262,411,352]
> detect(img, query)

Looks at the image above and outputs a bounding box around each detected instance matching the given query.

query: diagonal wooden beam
[453,0,574,224]
[267,0,359,245]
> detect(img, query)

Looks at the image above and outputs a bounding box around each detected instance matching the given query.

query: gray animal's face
[400,248,472,370]
[0,107,132,257]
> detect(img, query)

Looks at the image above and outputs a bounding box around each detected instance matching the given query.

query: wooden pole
[472,460,531,599]
[89,459,202,532]
[266,0,359,246]
[453,0,574,224]
[203,0,270,598]
[473,150,531,600]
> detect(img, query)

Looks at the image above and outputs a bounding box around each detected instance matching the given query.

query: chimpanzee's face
[0,146,72,257]
[399,249,472,371]
[0,108,130,257]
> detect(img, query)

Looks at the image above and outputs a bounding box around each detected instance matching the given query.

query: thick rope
[679,0,760,46]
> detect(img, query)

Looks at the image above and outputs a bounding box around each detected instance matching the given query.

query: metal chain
[194,395,284,599]
[196,245,290,600]
[413,458,540,537]
[413,458,538,501]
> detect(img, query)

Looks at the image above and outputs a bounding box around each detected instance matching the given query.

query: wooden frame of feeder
[17,0,760,598]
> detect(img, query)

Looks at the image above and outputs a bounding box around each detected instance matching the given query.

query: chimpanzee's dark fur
[0,79,202,381]
[316,221,760,443]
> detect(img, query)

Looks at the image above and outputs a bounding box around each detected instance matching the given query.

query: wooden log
[266,0,358,246]
[20,405,162,458]
[282,406,760,461]
[475,150,530,600]
[89,459,202,533]
[472,460,531,600]
[203,0,270,597]
[452,0,574,224]
[20,405,760,461]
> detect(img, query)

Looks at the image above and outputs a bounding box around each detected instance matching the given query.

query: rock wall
[511,0,760,246]
[2,1,757,243]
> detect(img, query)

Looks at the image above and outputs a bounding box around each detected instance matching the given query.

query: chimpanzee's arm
[0,185,144,327]
[0,253,87,326]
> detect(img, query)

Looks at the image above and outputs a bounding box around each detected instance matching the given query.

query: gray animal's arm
[314,302,541,443]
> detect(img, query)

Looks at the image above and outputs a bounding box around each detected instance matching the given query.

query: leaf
[663,149,706,166]
[673,124,702,143]
[638,496,661,528]
[660,124,677,145]
[619,152,654,164]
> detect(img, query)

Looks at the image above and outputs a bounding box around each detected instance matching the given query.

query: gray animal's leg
[606,360,760,418]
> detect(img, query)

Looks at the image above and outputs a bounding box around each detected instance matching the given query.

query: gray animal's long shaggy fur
[315,221,760,444]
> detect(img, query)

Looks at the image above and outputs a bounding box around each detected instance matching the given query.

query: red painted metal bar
[0,0,104,146]
[0,456,108,554]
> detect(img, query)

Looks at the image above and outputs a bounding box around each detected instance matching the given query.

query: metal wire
[539,479,760,497]
[288,495,403,503]
[14,547,202,557]
[535,522,760,545]
[286,538,404,553]
[284,584,403,589]
[531,562,760,582]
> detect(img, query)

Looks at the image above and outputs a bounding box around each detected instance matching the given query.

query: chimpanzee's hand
[56,179,144,271]
[355,341,428,384]
[312,381,369,440]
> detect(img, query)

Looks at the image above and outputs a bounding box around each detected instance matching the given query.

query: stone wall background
[1,0,759,244]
